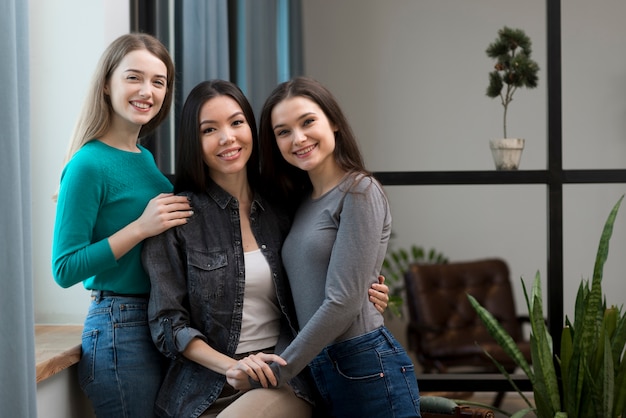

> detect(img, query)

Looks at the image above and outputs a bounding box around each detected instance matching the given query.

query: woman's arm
[108,193,192,259]
[53,156,192,287]
[143,225,280,387]
[143,229,205,358]
[52,159,116,287]
[274,178,391,385]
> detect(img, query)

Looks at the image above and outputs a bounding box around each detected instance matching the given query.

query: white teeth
[296,145,315,155]
[220,150,238,158]
[132,101,150,109]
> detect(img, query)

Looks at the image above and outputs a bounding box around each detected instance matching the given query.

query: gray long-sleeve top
[273,173,391,385]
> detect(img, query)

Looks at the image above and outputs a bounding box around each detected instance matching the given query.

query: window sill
[35,325,82,383]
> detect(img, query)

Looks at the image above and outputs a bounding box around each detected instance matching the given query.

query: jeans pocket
[333,349,384,381]
[78,329,98,388]
[117,301,148,326]
[399,362,420,399]
[381,353,421,413]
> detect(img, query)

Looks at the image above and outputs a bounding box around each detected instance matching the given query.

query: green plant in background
[381,244,448,317]
[468,195,626,418]
[486,26,540,138]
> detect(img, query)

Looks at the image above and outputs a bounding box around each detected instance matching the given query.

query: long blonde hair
[63,33,175,165]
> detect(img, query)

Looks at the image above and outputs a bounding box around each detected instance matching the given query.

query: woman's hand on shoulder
[137,193,193,238]
[225,353,286,390]
[108,193,193,260]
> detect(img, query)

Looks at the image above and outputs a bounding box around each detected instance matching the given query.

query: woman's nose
[293,129,306,145]
[138,81,152,98]
[219,130,235,145]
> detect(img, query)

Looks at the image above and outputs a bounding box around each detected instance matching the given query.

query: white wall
[30,0,129,323]
[301,0,626,320]
[32,0,626,325]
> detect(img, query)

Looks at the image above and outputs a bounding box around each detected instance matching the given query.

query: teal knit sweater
[52,140,172,294]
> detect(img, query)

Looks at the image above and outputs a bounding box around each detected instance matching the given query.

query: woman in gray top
[238,76,422,417]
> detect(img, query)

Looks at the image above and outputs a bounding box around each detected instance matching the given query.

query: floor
[468,391,535,417]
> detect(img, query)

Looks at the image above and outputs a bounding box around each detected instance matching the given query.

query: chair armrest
[420,396,496,418]
[420,396,457,415]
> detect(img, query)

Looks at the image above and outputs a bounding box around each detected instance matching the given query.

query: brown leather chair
[404,259,532,405]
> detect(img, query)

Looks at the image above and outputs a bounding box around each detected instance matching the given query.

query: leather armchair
[420,396,495,418]
[404,259,532,406]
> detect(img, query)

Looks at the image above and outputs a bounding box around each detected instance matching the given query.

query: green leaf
[601,332,615,418]
[467,294,532,377]
[614,354,626,418]
[529,296,561,413]
[610,305,626,366]
[479,343,534,409]
[559,326,573,411]
[592,196,623,285]
[510,408,536,418]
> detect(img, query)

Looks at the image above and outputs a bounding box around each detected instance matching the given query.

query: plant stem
[503,98,508,138]
[502,84,518,138]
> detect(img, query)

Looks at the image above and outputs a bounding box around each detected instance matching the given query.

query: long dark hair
[174,80,259,194]
[258,76,369,207]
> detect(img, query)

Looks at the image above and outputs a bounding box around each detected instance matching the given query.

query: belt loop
[380,326,396,347]
[91,290,103,303]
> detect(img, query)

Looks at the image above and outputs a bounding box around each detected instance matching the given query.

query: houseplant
[381,243,448,317]
[467,196,626,417]
[486,26,539,170]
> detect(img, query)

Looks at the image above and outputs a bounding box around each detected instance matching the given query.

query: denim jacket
[142,180,316,418]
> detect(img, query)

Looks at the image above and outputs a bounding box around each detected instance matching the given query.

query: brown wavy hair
[258,76,369,209]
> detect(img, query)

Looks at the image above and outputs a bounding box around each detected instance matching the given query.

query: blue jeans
[309,326,421,418]
[78,294,164,418]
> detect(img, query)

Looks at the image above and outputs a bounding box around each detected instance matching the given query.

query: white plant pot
[489,138,525,170]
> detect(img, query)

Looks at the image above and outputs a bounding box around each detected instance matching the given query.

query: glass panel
[562,1,626,169]
[302,0,547,172]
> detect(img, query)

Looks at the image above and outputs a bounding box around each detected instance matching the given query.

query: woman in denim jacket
[142,80,389,418]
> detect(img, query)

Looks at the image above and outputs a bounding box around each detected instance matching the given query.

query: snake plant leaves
[468,195,625,417]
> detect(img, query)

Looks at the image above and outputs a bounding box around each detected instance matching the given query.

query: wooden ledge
[35,325,83,383]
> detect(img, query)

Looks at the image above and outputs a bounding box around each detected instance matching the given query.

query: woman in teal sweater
[51,33,193,418]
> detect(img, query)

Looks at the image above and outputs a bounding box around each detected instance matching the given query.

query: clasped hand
[225,352,284,391]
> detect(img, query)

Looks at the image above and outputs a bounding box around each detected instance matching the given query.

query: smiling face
[271,96,339,176]
[104,49,168,131]
[199,95,253,182]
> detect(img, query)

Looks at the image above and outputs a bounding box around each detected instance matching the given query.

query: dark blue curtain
[132,0,303,174]
[231,0,303,117]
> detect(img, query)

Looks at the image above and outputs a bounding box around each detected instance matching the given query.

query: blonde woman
[52,33,192,418]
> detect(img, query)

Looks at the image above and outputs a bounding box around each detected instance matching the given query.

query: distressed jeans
[78,294,164,418]
[309,326,421,418]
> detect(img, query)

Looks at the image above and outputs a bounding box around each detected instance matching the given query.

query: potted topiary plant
[467,196,626,417]
[486,26,540,170]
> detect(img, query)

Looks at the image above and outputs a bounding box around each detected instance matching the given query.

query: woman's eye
[275,129,288,137]
[303,118,315,126]
[202,127,215,134]
[153,80,166,87]
[233,119,246,126]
